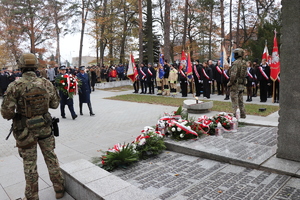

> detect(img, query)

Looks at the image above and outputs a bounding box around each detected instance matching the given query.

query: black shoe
[80,112,83,115]
[72,114,77,120]
[90,113,95,116]
[224,97,229,100]
[62,116,66,119]
[157,93,162,95]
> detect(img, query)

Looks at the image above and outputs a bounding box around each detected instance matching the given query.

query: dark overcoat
[77,72,91,103]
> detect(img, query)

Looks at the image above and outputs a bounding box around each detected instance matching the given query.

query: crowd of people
[129,57,279,104]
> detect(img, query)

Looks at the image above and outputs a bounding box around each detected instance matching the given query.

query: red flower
[60,80,65,83]
[223,122,227,126]
[64,86,68,89]
[69,89,74,93]
[63,75,68,78]
[145,135,150,139]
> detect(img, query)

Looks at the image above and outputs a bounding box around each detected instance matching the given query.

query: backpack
[18,79,50,118]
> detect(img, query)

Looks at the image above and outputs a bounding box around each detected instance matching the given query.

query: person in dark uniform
[222,64,230,100]
[202,61,213,99]
[245,61,255,102]
[252,59,259,97]
[256,59,270,102]
[90,66,97,91]
[0,68,10,96]
[133,64,140,93]
[57,66,78,120]
[163,60,170,96]
[139,63,147,94]
[179,64,188,97]
[77,66,95,116]
[192,60,202,97]
[146,63,155,94]
[215,60,223,95]
[208,60,215,94]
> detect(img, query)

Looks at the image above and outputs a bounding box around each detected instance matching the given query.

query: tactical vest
[17,79,49,118]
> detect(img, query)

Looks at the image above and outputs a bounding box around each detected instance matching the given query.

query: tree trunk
[78,0,91,67]
[236,0,242,47]
[208,4,213,59]
[146,0,153,64]
[164,0,171,62]
[182,0,188,51]
[230,0,233,47]
[100,0,107,66]
[220,0,225,46]
[138,0,143,65]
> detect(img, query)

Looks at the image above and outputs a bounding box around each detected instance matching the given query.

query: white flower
[177,127,181,132]
[178,119,183,123]
[62,83,65,85]
[171,127,176,132]
[180,133,184,138]
[138,138,146,146]
[187,126,191,129]
[183,121,188,125]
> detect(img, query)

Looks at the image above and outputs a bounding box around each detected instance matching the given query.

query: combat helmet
[19,53,38,69]
[233,48,244,58]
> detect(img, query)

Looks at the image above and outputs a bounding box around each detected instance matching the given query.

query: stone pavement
[1,81,297,200]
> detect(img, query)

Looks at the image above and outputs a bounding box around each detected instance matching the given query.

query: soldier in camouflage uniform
[227,48,248,118]
[1,53,65,200]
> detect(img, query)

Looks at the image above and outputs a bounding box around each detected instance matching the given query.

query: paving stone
[112,151,294,200]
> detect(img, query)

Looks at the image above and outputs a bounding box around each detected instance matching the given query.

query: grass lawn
[105,94,279,117]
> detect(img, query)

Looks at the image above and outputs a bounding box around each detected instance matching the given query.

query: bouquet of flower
[100,143,139,171]
[55,74,81,98]
[167,119,198,140]
[192,112,234,135]
[132,126,166,159]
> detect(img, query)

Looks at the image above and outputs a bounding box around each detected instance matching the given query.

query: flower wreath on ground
[94,107,236,171]
[97,126,166,171]
[55,74,81,98]
[191,112,234,135]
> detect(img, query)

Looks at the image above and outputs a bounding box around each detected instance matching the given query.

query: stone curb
[60,159,158,200]
[164,140,300,178]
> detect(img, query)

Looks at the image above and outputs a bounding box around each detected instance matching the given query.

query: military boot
[55,190,65,199]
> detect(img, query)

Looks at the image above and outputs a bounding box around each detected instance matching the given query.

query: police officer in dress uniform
[57,65,78,120]
[227,48,247,118]
[77,66,95,116]
[1,53,65,200]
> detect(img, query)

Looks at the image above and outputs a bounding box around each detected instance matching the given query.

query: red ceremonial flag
[270,31,280,81]
[186,51,193,79]
[179,50,186,70]
[262,41,269,62]
[127,54,138,82]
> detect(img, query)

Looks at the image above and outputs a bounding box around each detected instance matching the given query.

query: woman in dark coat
[77,66,95,116]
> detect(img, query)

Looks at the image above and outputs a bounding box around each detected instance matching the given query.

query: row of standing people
[131,58,279,104]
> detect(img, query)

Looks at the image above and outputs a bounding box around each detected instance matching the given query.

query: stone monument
[277,0,300,161]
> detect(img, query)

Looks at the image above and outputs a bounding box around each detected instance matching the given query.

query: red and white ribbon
[147,68,153,76]
[247,71,254,79]
[259,67,269,80]
[180,70,187,78]
[202,68,210,79]
[140,68,146,79]
[216,66,222,74]
[223,70,229,80]
[193,65,200,79]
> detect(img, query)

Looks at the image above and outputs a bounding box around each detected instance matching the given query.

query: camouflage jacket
[1,71,59,120]
[1,71,60,146]
[228,57,247,90]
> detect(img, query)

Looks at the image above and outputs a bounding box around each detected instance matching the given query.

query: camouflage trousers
[230,87,246,118]
[18,135,64,200]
